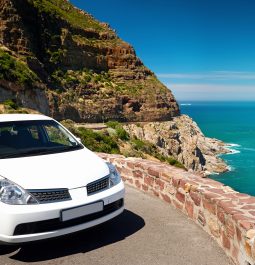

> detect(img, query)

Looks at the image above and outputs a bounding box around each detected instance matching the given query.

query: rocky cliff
[0,0,179,122]
[124,115,229,175]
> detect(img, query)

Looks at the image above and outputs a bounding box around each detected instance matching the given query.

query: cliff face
[0,0,179,122]
[124,115,229,175]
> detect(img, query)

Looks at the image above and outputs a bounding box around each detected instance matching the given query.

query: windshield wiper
[0,148,53,159]
[0,145,83,159]
[52,145,82,153]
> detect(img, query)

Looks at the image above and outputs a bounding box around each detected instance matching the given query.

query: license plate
[61,201,103,222]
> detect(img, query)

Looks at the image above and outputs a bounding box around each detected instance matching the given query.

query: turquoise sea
[180,101,255,196]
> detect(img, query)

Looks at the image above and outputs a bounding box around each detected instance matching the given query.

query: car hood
[0,148,109,190]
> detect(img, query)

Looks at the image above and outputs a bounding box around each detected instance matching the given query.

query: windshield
[0,120,83,159]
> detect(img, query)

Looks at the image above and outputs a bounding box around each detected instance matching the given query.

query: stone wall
[98,153,255,265]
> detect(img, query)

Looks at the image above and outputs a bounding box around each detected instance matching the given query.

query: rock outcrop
[0,0,179,122]
[124,115,229,174]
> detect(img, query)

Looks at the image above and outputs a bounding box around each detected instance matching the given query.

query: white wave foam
[227,165,235,171]
[180,103,192,106]
[226,143,241,148]
[224,143,241,155]
[210,172,220,175]
[226,149,241,155]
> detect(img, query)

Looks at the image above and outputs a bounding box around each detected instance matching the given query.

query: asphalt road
[0,185,232,265]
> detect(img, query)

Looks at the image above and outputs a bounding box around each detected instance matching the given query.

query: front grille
[87,176,110,195]
[29,189,71,204]
[14,199,124,235]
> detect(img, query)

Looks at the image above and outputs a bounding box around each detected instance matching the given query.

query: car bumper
[0,182,125,244]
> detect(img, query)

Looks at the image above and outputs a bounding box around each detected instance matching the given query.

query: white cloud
[157,71,255,81]
[168,83,255,101]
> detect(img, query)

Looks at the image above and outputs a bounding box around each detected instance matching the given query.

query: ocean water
[180,101,255,196]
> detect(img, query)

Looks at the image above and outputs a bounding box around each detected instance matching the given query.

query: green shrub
[116,126,129,141]
[165,157,186,169]
[131,138,186,169]
[49,49,64,64]
[132,138,146,150]
[106,121,129,141]
[77,127,120,154]
[106,121,120,129]
[0,49,38,86]
[3,99,19,110]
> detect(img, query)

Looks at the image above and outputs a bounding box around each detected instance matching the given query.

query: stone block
[176,190,185,204]
[185,200,194,219]
[147,167,160,178]
[197,210,206,226]
[217,206,225,224]
[172,177,181,188]
[133,170,143,179]
[144,175,154,187]
[121,167,133,177]
[142,184,148,192]
[126,161,135,169]
[190,191,201,206]
[236,226,242,244]
[208,218,220,238]
[226,219,235,239]
[161,193,171,204]
[202,197,216,215]
[155,179,165,191]
[135,180,141,189]
[173,199,183,210]
[161,172,173,181]
[221,230,231,250]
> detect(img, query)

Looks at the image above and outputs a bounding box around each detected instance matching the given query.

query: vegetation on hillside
[61,119,185,169]
[52,69,112,89]
[61,120,120,154]
[27,0,107,32]
[0,100,37,114]
[0,49,39,86]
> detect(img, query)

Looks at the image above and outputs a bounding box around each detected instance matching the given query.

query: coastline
[124,115,230,176]
[203,142,240,176]
[224,143,241,155]
[205,143,241,177]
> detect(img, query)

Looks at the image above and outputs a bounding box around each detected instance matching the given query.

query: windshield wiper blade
[53,145,82,152]
[0,148,52,159]
[0,145,82,159]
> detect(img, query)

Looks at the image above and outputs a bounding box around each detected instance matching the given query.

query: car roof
[0,114,53,122]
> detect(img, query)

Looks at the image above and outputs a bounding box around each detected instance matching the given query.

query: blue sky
[70,0,255,101]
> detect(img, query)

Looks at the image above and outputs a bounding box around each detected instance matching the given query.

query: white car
[0,114,125,244]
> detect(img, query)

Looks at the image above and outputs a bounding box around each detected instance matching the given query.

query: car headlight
[106,162,121,187]
[0,177,38,205]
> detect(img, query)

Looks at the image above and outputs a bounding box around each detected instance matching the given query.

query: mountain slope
[0,0,179,122]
